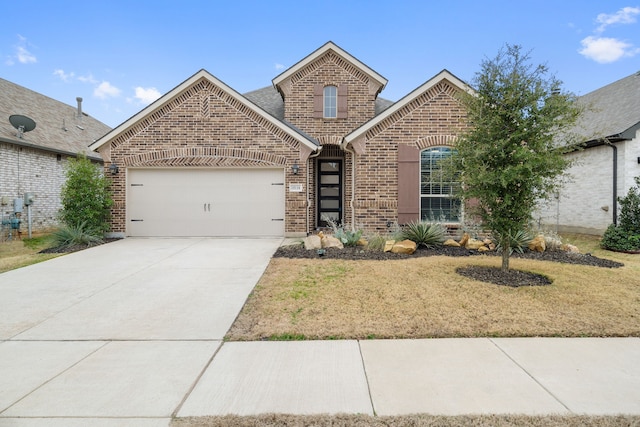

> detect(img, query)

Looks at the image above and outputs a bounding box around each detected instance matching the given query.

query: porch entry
[317,159,343,227]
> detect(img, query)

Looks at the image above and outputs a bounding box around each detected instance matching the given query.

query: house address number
[289,183,303,192]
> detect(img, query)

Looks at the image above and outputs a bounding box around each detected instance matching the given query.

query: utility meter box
[24,193,34,205]
[13,198,24,213]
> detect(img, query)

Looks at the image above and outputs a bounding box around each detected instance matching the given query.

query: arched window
[420,147,460,222]
[323,85,337,118]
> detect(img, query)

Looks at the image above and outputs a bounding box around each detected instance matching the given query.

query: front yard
[227,234,640,340]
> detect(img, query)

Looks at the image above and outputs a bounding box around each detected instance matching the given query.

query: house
[536,71,640,235]
[89,42,470,238]
[0,78,111,237]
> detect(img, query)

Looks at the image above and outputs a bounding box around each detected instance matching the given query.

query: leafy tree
[59,154,113,234]
[452,44,582,270]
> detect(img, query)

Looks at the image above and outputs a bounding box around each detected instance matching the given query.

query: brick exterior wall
[102,77,307,236]
[535,139,639,235]
[353,80,468,232]
[0,142,68,237]
[99,54,469,237]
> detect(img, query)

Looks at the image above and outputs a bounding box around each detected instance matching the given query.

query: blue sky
[2,1,639,128]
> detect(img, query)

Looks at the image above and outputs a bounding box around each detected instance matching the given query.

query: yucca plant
[51,222,104,248]
[494,229,534,255]
[401,221,446,248]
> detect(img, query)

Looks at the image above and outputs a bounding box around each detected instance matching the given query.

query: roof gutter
[0,136,103,162]
[576,136,626,226]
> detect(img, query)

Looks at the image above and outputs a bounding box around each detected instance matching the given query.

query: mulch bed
[274,244,624,288]
[38,238,122,254]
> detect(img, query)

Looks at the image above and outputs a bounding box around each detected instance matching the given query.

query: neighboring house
[536,71,640,235]
[0,78,111,237]
[90,41,470,238]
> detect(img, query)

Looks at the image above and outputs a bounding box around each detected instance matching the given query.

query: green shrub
[59,154,113,234]
[322,216,363,247]
[401,221,446,248]
[494,229,534,255]
[601,224,640,252]
[618,176,640,235]
[52,223,104,248]
[601,176,640,252]
[364,233,387,252]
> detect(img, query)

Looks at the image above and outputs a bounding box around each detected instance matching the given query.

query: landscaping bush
[401,221,446,248]
[601,176,640,252]
[322,216,363,247]
[59,154,113,235]
[51,222,104,248]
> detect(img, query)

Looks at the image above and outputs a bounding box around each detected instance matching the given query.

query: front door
[317,160,342,227]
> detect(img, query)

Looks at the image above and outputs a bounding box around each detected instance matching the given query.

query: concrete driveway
[0,237,282,426]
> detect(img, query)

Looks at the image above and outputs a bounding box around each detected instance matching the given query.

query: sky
[2,0,639,128]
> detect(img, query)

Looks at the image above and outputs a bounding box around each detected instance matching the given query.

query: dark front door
[317,160,342,227]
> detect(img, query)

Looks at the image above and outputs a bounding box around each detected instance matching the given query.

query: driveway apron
[0,238,281,426]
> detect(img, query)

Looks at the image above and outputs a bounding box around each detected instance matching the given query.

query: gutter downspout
[343,143,356,230]
[608,142,618,226]
[307,147,323,234]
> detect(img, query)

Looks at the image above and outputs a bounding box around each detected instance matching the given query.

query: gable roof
[0,78,110,160]
[342,69,471,148]
[271,41,388,96]
[90,69,320,153]
[574,71,640,142]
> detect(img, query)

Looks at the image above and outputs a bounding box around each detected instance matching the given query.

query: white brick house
[537,72,640,234]
[0,78,111,237]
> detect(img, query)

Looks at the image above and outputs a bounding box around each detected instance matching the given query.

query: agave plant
[51,222,104,248]
[401,221,446,248]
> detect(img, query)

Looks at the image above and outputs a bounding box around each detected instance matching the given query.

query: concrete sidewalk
[1,238,639,426]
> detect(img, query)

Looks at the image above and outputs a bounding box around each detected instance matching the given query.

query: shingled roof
[244,86,394,120]
[0,78,111,160]
[575,71,640,142]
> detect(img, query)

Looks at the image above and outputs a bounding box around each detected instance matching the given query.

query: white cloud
[16,46,37,64]
[78,73,98,84]
[53,69,75,82]
[134,86,161,104]
[579,36,640,63]
[6,35,37,65]
[94,81,121,99]
[595,6,640,33]
[275,63,285,70]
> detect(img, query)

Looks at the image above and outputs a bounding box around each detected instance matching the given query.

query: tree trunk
[501,243,510,271]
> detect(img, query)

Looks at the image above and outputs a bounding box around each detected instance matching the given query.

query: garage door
[127,168,285,237]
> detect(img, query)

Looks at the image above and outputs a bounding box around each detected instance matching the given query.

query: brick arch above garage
[123,147,288,168]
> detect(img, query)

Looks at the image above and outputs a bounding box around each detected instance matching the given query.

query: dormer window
[324,86,337,118]
[314,84,348,119]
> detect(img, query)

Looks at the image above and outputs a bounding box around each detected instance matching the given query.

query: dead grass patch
[172,414,640,427]
[227,235,640,340]
[0,237,60,274]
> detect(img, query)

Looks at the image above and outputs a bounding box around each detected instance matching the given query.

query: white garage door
[127,168,285,237]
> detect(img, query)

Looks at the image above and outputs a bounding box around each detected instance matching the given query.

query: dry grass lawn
[227,234,640,340]
[0,236,59,274]
[172,414,640,427]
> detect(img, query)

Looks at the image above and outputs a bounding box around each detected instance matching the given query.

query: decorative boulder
[528,235,546,252]
[562,243,580,253]
[477,246,490,252]
[384,240,396,252]
[465,238,486,250]
[304,235,322,250]
[459,232,470,247]
[322,235,344,249]
[391,240,417,255]
[444,239,461,247]
[356,238,368,247]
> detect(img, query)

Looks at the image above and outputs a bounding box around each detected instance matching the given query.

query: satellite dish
[9,114,37,138]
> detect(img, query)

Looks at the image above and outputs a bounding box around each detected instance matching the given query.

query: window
[323,85,337,118]
[420,147,460,222]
